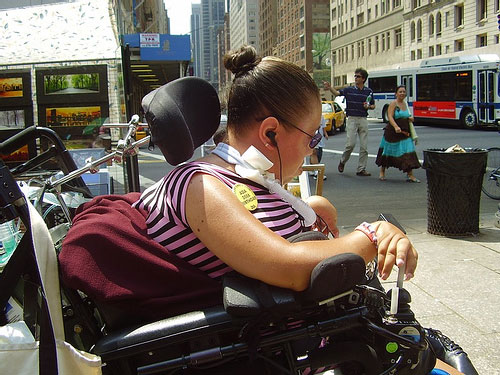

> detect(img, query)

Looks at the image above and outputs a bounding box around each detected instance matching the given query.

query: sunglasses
[354,74,363,78]
[275,116,322,149]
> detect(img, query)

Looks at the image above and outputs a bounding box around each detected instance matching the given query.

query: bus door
[477,70,495,123]
[401,75,414,107]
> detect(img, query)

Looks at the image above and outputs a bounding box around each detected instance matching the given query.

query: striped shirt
[133,161,307,280]
[339,85,374,117]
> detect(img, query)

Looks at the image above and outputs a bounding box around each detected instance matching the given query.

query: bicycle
[482,147,500,200]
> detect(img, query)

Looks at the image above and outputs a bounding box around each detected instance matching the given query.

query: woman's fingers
[404,246,418,280]
[378,234,401,279]
[375,222,417,280]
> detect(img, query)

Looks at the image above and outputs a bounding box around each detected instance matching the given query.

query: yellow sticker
[232,183,258,211]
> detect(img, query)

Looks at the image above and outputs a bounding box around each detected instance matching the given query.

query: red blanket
[59,193,221,328]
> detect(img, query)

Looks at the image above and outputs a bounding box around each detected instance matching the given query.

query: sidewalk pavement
[339,213,500,375]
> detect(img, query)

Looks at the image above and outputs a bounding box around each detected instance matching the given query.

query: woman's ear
[258,116,279,148]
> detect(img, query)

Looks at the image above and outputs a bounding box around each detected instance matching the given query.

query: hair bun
[224,45,261,75]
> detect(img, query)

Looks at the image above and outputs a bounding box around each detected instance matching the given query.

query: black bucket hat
[142,76,221,165]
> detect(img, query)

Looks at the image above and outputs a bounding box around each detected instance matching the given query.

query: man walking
[323,68,375,176]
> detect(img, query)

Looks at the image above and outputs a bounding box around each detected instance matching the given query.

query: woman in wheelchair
[58,46,476,374]
[134,44,417,292]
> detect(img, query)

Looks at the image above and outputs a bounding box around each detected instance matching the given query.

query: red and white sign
[140,33,160,48]
[413,101,457,119]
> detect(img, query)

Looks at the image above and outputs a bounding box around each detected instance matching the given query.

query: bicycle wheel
[482,147,500,200]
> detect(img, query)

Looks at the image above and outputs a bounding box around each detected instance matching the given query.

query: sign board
[140,33,160,48]
[122,34,191,61]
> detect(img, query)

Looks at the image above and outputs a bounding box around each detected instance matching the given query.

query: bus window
[402,75,414,98]
[479,73,486,103]
[488,72,494,103]
[417,71,472,101]
[368,76,397,93]
[456,72,472,101]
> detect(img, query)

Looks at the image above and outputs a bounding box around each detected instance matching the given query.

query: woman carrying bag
[376,85,421,182]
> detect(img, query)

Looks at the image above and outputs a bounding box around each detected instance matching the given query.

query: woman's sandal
[406,177,421,183]
[379,176,386,181]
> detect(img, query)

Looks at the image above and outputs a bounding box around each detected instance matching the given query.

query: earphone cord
[276,143,283,185]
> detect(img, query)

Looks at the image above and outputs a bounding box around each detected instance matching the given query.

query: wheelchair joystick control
[390,264,405,317]
[385,264,415,323]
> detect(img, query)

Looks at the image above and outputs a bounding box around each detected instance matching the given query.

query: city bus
[367,54,500,129]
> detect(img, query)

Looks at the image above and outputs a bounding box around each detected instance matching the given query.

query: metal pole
[121,43,141,192]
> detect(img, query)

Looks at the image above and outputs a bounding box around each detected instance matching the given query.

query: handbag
[0,199,102,375]
[409,121,418,144]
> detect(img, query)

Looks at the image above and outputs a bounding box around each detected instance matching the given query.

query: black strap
[39,287,58,375]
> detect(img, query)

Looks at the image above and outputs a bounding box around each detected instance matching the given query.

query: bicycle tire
[482,147,500,200]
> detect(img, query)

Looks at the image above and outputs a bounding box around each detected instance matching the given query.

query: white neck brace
[212,143,316,227]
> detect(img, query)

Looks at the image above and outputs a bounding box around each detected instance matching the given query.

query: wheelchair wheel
[482,147,500,200]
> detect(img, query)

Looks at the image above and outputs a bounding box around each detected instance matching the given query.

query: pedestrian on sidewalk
[323,68,375,177]
[310,115,328,180]
[375,85,421,182]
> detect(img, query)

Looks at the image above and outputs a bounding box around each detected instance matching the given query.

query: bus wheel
[460,109,477,129]
[382,106,389,123]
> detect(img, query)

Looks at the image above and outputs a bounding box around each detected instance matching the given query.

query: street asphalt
[338,211,500,375]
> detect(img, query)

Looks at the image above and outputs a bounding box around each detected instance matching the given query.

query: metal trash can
[423,148,488,236]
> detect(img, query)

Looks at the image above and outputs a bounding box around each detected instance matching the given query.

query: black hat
[142,77,221,165]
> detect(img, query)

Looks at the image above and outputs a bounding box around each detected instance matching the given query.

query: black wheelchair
[0,77,474,375]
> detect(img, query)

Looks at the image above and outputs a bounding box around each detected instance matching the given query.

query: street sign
[140,33,160,48]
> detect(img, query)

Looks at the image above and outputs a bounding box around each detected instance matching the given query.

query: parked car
[135,125,149,141]
[322,101,346,135]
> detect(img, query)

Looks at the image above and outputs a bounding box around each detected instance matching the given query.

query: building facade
[261,0,329,76]
[191,3,203,77]
[217,12,232,101]
[113,0,168,35]
[329,0,500,87]
[200,0,226,91]
[259,0,278,56]
[229,0,260,51]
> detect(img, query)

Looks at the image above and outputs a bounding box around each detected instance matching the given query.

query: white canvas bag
[0,200,102,375]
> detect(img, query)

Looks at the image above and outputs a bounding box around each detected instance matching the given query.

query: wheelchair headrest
[142,77,221,165]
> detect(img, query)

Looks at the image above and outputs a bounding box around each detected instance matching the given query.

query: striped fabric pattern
[134,161,306,280]
[339,85,374,117]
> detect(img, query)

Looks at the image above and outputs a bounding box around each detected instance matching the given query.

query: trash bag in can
[423,148,487,236]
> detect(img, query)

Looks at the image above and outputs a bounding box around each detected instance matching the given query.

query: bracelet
[355,222,378,249]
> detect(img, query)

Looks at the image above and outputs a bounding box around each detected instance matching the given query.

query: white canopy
[0,0,120,65]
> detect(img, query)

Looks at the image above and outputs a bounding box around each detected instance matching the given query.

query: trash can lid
[423,148,488,176]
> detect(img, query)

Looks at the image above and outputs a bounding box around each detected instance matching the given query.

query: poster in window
[45,106,102,128]
[0,109,25,130]
[44,73,100,95]
[0,77,23,98]
[43,105,106,149]
[0,71,31,106]
[36,65,108,104]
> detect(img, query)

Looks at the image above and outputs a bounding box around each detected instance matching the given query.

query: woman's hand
[372,221,418,281]
[306,195,339,238]
[394,125,401,133]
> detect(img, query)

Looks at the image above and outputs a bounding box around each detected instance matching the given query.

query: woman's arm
[185,173,417,291]
[387,101,402,133]
[305,195,338,238]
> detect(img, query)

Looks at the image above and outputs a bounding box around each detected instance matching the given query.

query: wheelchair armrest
[223,252,366,317]
[222,276,298,317]
[300,252,366,303]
